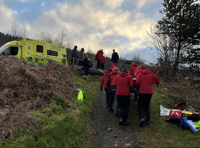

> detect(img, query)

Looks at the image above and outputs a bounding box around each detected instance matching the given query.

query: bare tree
[53,29,67,46]
[132,51,144,65]
[87,48,93,54]
[10,22,27,37]
[35,31,53,43]
[66,37,73,49]
[144,22,177,81]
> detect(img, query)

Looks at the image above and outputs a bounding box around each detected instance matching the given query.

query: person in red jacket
[129,63,138,101]
[136,69,159,126]
[110,64,118,72]
[115,69,134,125]
[129,63,138,78]
[100,52,106,70]
[101,68,113,111]
[95,50,102,69]
[136,65,159,86]
[107,68,119,118]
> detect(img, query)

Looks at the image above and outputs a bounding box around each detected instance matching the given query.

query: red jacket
[101,71,112,89]
[129,63,137,78]
[116,71,134,96]
[135,66,145,78]
[136,70,155,94]
[100,55,106,64]
[108,71,119,89]
[110,64,118,72]
[136,65,159,85]
[95,50,101,59]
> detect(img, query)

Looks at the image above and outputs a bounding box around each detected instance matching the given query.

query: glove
[101,87,103,91]
[157,84,159,88]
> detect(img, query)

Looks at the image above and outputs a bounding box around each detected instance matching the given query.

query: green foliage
[1,74,101,148]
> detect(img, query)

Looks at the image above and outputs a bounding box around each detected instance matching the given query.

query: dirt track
[92,84,145,148]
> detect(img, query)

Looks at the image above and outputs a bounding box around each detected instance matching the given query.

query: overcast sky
[0,0,163,63]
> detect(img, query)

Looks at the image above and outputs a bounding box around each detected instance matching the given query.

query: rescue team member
[136,65,159,86]
[100,52,106,70]
[83,55,92,81]
[110,63,118,72]
[107,68,119,118]
[95,49,103,69]
[115,69,134,125]
[129,63,138,101]
[111,49,119,65]
[101,68,113,111]
[136,69,160,126]
[129,63,137,78]
[71,45,79,65]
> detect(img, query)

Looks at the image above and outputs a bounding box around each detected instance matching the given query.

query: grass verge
[133,85,200,148]
[1,74,101,148]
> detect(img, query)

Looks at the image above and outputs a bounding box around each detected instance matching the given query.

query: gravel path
[91,84,146,148]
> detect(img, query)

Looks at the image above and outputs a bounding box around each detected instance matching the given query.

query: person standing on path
[101,68,113,111]
[95,49,102,69]
[115,69,134,125]
[107,68,119,118]
[83,54,91,81]
[136,69,159,126]
[100,51,106,70]
[111,49,119,66]
[71,45,79,65]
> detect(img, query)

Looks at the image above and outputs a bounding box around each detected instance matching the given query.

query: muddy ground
[91,84,147,148]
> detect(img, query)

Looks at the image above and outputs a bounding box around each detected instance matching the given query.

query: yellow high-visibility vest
[77,90,84,101]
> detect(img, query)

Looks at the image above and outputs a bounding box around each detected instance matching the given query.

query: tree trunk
[173,42,181,77]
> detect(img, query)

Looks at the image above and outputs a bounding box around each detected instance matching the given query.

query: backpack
[106,74,112,90]
[166,109,182,123]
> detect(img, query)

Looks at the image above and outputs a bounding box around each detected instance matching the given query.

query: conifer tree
[157,0,200,77]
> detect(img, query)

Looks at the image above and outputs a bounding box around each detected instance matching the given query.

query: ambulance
[0,37,68,67]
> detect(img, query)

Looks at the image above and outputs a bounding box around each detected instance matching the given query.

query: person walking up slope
[129,63,138,101]
[115,69,134,125]
[107,68,119,118]
[101,68,113,111]
[136,69,159,126]
[136,65,159,86]
[129,63,137,78]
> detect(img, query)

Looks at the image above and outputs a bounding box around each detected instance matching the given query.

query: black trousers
[117,95,131,122]
[138,94,152,121]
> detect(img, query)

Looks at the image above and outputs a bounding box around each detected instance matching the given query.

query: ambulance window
[10,47,18,55]
[1,48,10,55]
[1,47,18,55]
[37,45,43,53]
[47,50,58,56]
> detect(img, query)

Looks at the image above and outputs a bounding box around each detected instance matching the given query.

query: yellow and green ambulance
[0,37,68,67]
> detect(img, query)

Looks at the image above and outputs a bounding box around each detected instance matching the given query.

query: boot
[139,118,145,127]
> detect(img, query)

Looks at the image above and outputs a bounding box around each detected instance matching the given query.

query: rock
[113,143,118,147]
[124,143,131,148]
[114,135,117,138]
[107,127,112,132]
[125,136,130,140]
